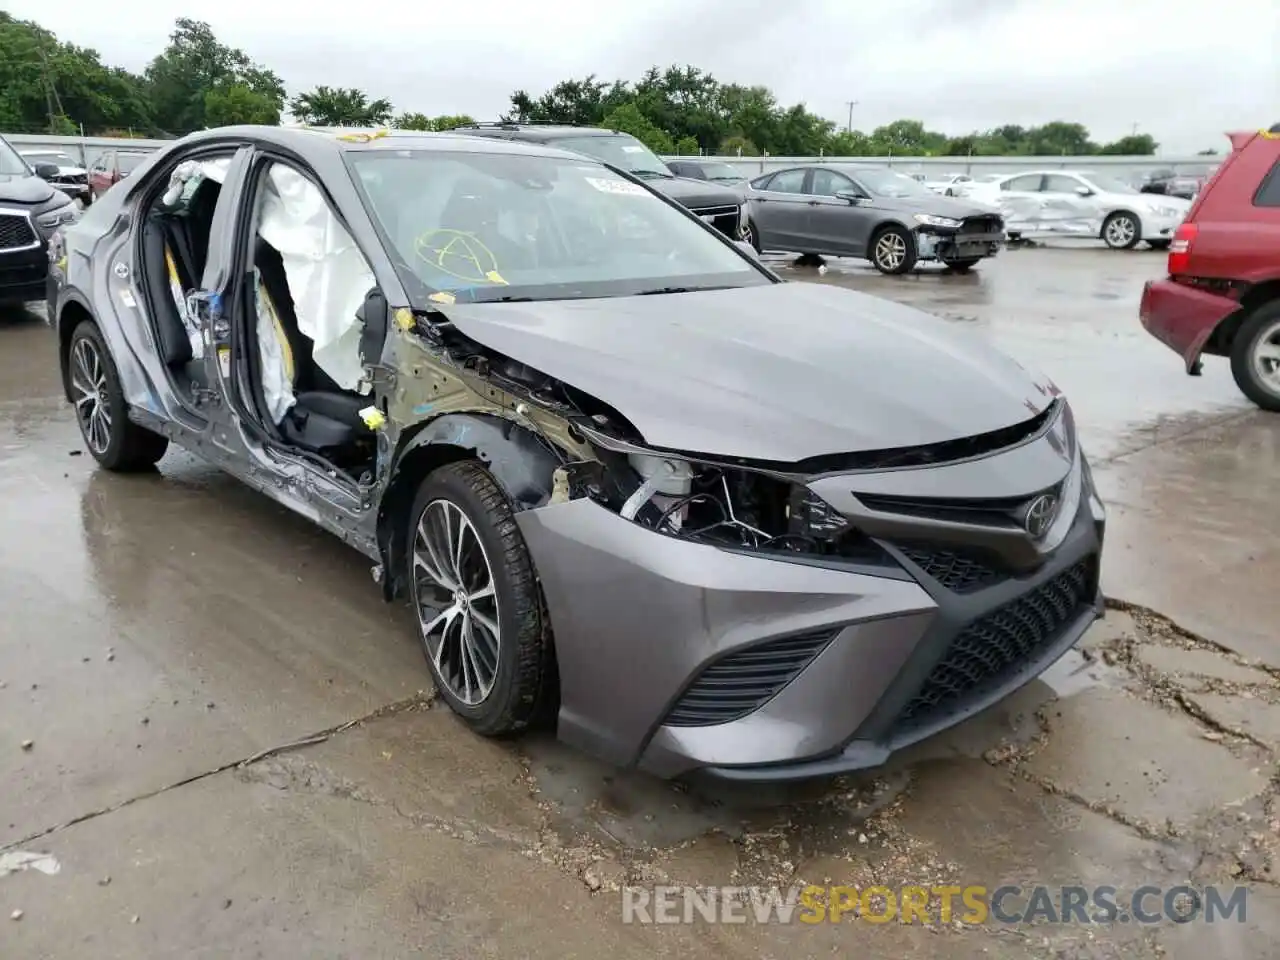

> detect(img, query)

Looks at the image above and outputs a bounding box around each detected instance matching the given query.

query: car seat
[252,237,371,458]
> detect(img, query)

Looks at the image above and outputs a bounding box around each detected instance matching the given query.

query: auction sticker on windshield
[586,177,647,196]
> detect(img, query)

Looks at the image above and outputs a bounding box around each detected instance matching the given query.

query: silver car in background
[964,170,1191,249]
[744,165,1005,274]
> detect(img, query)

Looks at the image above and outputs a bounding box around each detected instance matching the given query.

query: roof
[172,124,593,163]
[450,123,629,142]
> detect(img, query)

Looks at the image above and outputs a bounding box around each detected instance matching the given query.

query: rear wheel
[407,460,552,735]
[1102,211,1141,250]
[68,321,169,470]
[870,225,917,275]
[1230,301,1280,412]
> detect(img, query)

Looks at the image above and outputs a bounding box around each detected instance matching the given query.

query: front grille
[52,174,87,186]
[960,215,1003,235]
[857,479,1064,532]
[0,213,38,252]
[690,204,738,219]
[897,544,1004,593]
[664,629,837,727]
[690,204,740,239]
[896,555,1096,729]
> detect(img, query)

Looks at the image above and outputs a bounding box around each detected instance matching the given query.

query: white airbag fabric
[256,166,375,393]
[253,268,296,424]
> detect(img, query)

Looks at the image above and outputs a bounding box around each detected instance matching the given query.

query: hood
[649,175,743,209]
[441,282,1057,463]
[0,173,57,205]
[876,193,998,219]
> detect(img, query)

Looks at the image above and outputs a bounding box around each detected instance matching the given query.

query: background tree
[674,135,699,155]
[289,85,391,126]
[205,82,280,126]
[393,112,476,131]
[144,18,284,134]
[599,103,674,154]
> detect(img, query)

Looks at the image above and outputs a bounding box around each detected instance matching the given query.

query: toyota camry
[46,126,1105,780]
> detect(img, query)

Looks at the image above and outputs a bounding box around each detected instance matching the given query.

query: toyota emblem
[1024,493,1059,538]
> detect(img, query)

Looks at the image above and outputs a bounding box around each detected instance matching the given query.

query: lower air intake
[897,555,1097,729]
[664,629,837,727]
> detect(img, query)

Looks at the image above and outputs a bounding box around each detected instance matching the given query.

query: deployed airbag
[256,166,375,392]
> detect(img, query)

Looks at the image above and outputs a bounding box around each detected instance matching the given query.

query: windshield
[698,161,744,182]
[549,134,671,178]
[0,137,30,176]
[348,150,766,305]
[850,168,933,198]
[119,153,148,173]
[1082,174,1139,195]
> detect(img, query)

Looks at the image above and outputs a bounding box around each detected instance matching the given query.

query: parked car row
[34,123,1105,782]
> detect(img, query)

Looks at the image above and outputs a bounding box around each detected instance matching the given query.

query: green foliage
[0,15,1165,158]
[289,85,392,126]
[205,83,280,126]
[601,103,674,154]
[394,113,477,131]
[144,18,284,134]
[674,135,699,156]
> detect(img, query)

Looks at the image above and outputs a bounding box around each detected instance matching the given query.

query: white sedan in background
[963,170,1190,249]
[924,173,974,196]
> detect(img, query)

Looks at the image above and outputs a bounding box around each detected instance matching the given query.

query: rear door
[1039,173,1107,235]
[749,168,812,251]
[806,168,864,255]
[89,152,113,195]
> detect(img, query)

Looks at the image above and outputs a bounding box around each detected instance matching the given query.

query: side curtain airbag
[256,166,375,392]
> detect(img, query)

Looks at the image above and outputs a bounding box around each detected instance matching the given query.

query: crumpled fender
[392,412,564,510]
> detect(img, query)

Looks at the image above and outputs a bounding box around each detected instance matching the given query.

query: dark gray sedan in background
[746,164,1005,274]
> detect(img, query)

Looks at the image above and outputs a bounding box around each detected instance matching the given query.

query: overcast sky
[9,0,1277,153]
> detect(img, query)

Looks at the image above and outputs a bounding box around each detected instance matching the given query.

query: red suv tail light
[1168,222,1197,275]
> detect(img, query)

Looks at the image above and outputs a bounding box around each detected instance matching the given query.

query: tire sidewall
[1231,305,1280,412]
[70,321,133,468]
[871,225,916,274]
[406,463,533,726]
[1103,212,1140,250]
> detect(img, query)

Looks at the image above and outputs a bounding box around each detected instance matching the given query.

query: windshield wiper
[634,284,736,296]
[630,168,673,179]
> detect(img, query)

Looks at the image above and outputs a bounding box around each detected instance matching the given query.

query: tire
[1102,211,1141,250]
[869,224,917,275]
[1230,301,1280,412]
[68,320,169,471]
[942,258,980,273]
[406,460,552,735]
[1148,239,1171,251]
[744,219,761,254]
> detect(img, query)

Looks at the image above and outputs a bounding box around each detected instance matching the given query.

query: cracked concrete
[3,245,1279,958]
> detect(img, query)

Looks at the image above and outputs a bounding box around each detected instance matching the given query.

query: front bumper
[1139,277,1240,372]
[915,225,1003,263]
[518,413,1105,781]
[1138,211,1186,241]
[0,243,49,303]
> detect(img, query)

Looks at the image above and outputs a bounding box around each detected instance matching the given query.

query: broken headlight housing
[562,438,891,565]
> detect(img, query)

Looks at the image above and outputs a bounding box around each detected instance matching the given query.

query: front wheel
[870,225,917,275]
[407,460,553,735]
[743,219,761,254]
[1230,301,1280,412]
[68,321,169,470]
[1102,211,1141,250]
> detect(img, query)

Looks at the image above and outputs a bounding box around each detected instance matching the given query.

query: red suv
[1140,126,1280,410]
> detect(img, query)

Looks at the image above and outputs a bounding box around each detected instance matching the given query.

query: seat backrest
[141,215,194,366]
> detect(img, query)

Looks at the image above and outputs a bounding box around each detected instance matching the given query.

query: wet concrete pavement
[2,243,1277,958]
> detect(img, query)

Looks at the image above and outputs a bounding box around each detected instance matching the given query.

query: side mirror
[1074,186,1093,197]
[835,189,864,204]
[734,239,759,260]
[33,162,60,180]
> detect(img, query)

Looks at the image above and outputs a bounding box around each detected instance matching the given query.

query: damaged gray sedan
[46,126,1104,780]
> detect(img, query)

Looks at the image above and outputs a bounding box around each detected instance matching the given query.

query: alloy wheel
[1105,214,1136,248]
[411,498,501,706]
[70,337,112,455]
[875,231,907,271]
[1250,318,1280,395]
